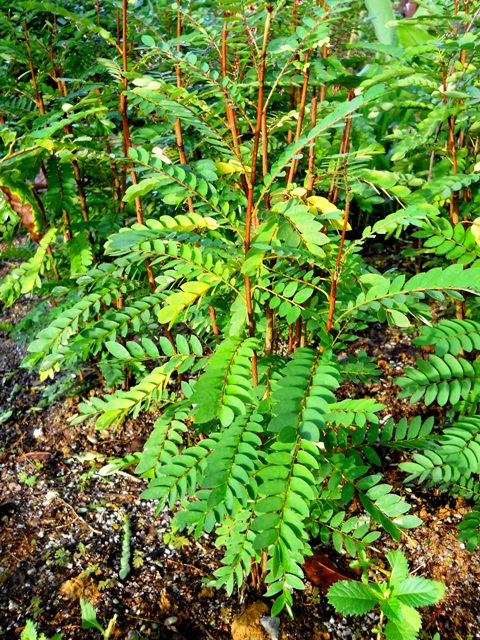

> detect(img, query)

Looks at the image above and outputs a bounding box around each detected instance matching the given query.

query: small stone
[260,616,280,640]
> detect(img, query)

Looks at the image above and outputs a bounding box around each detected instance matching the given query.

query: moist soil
[1,294,480,640]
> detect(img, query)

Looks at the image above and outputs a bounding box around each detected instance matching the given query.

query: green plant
[18,470,38,486]
[20,619,62,640]
[327,550,445,640]
[0,409,13,424]
[80,598,117,640]
[163,531,190,551]
[119,513,132,580]
[54,548,72,568]
[1,0,479,632]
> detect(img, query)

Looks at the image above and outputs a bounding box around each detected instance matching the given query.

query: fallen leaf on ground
[303,552,351,591]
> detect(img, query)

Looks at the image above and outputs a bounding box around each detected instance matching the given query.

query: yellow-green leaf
[471,217,480,247]
[307,196,340,214]
[181,281,211,295]
[215,160,251,175]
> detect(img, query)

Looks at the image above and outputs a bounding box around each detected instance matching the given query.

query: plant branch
[244,6,273,384]
[326,182,350,334]
[286,52,310,187]
[24,20,45,116]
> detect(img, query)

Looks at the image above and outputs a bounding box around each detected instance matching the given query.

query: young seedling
[327,551,445,640]
[80,599,117,639]
[21,619,62,640]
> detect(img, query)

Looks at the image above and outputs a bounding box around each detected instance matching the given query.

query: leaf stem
[376,609,384,640]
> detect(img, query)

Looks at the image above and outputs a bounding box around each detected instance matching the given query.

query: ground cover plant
[1,0,480,637]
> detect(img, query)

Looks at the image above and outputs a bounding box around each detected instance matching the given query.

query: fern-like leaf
[413,319,480,356]
[74,357,189,429]
[135,407,189,477]
[397,354,480,406]
[191,336,259,427]
[0,228,56,307]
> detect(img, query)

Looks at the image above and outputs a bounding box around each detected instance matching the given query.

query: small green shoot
[80,599,117,639]
[21,619,62,640]
[119,513,131,580]
[0,409,13,425]
[327,551,445,640]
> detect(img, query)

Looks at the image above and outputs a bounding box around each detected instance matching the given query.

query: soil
[1,293,480,640]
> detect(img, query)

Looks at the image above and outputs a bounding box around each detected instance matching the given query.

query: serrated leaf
[327,581,379,614]
[393,577,445,607]
[381,600,422,640]
[20,620,38,640]
[387,550,409,586]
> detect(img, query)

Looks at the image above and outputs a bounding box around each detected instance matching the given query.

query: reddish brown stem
[71,161,90,224]
[245,10,271,253]
[175,5,188,164]
[47,246,61,281]
[174,4,195,216]
[287,87,295,145]
[63,211,72,241]
[95,0,101,26]
[328,91,355,204]
[120,0,155,291]
[25,25,74,244]
[261,107,276,353]
[243,8,272,386]
[319,2,329,103]
[448,116,460,227]
[446,7,468,319]
[306,96,318,197]
[326,186,350,334]
[209,305,220,337]
[48,47,92,229]
[332,117,352,204]
[286,52,310,187]
[261,111,270,210]
[294,316,302,349]
[24,20,45,116]
[221,22,248,195]
[171,25,202,346]
[265,302,275,355]
[288,324,294,353]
